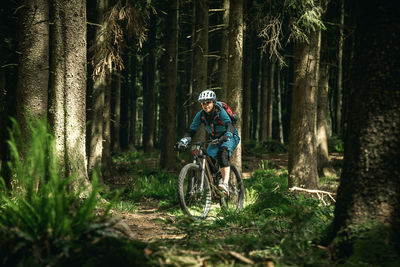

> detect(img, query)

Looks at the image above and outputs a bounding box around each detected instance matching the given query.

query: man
[176,90,240,195]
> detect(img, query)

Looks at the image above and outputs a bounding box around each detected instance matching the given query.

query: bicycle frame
[190,141,221,197]
[177,139,245,218]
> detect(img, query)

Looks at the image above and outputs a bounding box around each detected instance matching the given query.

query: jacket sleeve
[218,107,235,135]
[184,111,202,138]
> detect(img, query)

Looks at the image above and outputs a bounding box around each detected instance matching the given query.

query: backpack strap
[200,110,206,125]
[215,102,228,126]
[200,107,219,137]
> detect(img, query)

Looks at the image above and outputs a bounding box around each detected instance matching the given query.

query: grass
[122,157,336,266]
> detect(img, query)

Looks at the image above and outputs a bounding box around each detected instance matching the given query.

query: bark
[128,52,137,151]
[267,57,275,139]
[191,0,209,104]
[277,67,284,144]
[120,54,129,150]
[112,73,121,151]
[242,6,252,142]
[227,0,243,171]
[49,0,89,190]
[142,12,156,152]
[0,67,5,171]
[177,57,189,138]
[102,78,112,179]
[317,63,333,176]
[250,43,261,140]
[16,0,49,138]
[288,28,321,189]
[218,0,229,101]
[87,0,107,178]
[190,0,208,141]
[160,0,178,169]
[259,53,268,142]
[330,1,400,259]
[334,0,344,135]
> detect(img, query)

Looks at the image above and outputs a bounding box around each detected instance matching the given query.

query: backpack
[201,101,238,126]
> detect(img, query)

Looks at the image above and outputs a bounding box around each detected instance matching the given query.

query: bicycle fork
[199,158,206,191]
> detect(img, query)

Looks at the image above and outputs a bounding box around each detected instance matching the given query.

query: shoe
[218,183,229,196]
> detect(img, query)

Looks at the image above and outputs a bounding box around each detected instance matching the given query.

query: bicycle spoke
[178,163,212,219]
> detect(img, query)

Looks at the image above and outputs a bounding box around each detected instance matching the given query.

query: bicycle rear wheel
[220,164,245,212]
[178,163,212,219]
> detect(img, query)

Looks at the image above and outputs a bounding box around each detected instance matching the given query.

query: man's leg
[217,147,230,195]
[220,166,230,185]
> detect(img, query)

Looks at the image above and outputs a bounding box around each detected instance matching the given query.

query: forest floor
[108,152,343,244]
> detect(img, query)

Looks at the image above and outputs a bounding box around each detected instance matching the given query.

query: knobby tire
[178,163,212,219]
[220,164,245,212]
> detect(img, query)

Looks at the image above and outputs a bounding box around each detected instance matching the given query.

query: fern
[0,118,114,265]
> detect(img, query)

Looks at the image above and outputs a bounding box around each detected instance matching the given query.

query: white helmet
[198,90,216,102]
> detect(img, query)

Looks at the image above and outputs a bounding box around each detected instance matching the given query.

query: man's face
[201,100,214,113]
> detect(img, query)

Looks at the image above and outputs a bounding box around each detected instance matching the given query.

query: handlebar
[174,139,219,151]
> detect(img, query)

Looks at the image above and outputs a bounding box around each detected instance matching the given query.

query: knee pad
[217,147,230,167]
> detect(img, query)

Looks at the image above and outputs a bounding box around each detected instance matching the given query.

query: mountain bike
[176,140,245,219]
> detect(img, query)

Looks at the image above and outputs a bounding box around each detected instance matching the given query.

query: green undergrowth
[125,170,179,209]
[0,118,149,266]
[146,166,336,266]
[115,143,337,266]
[244,139,288,155]
[328,135,344,152]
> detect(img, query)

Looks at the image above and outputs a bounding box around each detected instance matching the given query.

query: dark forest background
[0,0,399,265]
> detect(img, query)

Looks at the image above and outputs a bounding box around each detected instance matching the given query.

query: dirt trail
[117,202,186,242]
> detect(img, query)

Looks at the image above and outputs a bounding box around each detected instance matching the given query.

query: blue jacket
[188,102,239,139]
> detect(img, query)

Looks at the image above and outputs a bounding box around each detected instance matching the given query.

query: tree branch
[289,186,336,205]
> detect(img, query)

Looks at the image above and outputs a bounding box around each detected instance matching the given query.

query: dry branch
[289,186,336,205]
[90,0,149,79]
[259,14,285,66]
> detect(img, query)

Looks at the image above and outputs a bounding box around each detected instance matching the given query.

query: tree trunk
[218,0,229,101]
[242,4,252,142]
[276,68,284,144]
[160,0,178,169]
[112,73,121,151]
[50,0,89,190]
[227,0,243,171]
[102,79,112,179]
[16,0,49,138]
[334,0,344,136]
[288,28,321,189]
[251,42,261,140]
[190,0,208,141]
[120,54,130,150]
[128,52,137,151]
[330,1,400,260]
[87,0,108,178]
[0,65,6,171]
[317,63,332,176]
[259,53,268,142]
[267,57,275,139]
[143,13,157,152]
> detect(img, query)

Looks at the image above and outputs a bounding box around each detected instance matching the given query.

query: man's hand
[175,137,191,150]
[218,132,233,144]
[218,135,230,144]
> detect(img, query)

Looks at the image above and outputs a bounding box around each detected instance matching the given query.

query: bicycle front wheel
[220,164,245,212]
[178,163,212,219]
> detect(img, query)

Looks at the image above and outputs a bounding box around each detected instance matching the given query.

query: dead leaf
[144,248,152,256]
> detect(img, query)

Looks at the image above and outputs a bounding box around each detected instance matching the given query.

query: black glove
[218,135,230,144]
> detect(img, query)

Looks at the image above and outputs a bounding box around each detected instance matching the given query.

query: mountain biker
[176,90,240,195]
